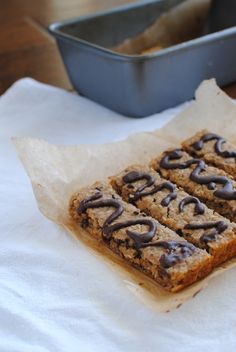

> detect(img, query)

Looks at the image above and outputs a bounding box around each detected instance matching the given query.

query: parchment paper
[13,79,236,312]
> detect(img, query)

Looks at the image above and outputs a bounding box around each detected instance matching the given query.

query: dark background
[1,0,236,98]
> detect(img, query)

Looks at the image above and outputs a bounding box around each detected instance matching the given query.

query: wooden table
[1,0,236,98]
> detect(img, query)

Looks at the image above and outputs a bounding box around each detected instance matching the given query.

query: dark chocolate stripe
[122,171,177,206]
[184,221,228,244]
[79,193,123,229]
[104,218,157,248]
[78,191,195,268]
[78,191,157,246]
[179,196,205,215]
[141,240,195,268]
[160,149,236,200]
[192,133,236,158]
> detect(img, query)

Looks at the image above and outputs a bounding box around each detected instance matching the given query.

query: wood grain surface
[1,0,236,98]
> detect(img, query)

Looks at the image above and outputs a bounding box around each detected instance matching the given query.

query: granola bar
[110,165,236,266]
[151,148,236,222]
[69,182,212,292]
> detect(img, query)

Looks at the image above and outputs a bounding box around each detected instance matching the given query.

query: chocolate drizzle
[160,149,195,169]
[78,191,195,268]
[179,196,205,215]
[104,218,157,248]
[79,193,123,234]
[141,240,196,268]
[178,196,228,245]
[122,171,177,206]
[160,149,236,200]
[192,133,236,158]
[185,221,228,244]
[79,192,157,247]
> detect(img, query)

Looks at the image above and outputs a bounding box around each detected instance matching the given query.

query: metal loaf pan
[49,0,236,117]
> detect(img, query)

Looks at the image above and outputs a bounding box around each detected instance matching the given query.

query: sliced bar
[182,129,236,179]
[110,165,236,266]
[69,182,212,292]
[150,148,236,222]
